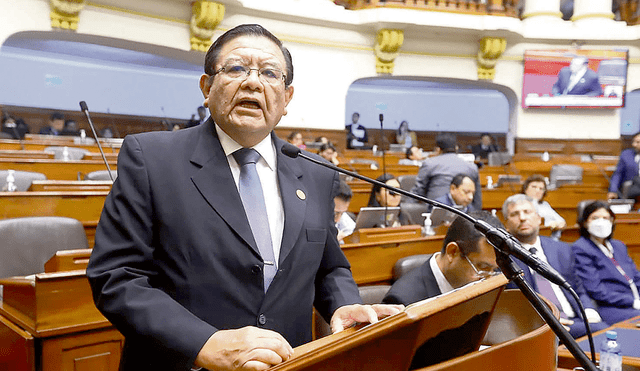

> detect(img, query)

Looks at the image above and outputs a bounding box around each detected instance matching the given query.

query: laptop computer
[354,206,401,229]
[430,207,458,227]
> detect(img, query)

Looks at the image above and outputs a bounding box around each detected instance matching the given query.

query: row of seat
[0,169,117,191]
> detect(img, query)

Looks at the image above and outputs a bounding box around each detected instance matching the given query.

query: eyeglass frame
[462,254,500,278]
[212,64,287,85]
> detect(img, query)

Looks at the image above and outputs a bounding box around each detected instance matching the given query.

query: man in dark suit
[382,211,502,306]
[87,24,401,371]
[502,194,608,338]
[433,173,477,213]
[38,112,65,135]
[551,55,603,96]
[608,132,640,199]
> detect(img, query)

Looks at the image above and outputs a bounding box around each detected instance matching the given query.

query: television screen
[522,49,628,108]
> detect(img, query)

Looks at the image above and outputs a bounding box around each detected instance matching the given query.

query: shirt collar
[430,253,455,294]
[215,124,276,171]
[523,236,547,263]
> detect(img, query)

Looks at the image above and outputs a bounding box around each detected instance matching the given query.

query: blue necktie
[233,148,276,292]
[529,247,567,319]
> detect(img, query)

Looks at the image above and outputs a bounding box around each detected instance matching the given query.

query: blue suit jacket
[433,193,476,214]
[552,67,603,96]
[87,119,362,370]
[609,148,639,193]
[508,237,594,315]
[573,237,640,309]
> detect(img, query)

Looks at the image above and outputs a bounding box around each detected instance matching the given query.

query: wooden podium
[0,253,123,371]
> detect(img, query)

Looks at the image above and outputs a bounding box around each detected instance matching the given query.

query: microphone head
[281,143,301,158]
[379,113,383,122]
[79,101,88,111]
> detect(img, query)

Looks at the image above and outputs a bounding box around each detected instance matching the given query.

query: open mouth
[236,99,261,110]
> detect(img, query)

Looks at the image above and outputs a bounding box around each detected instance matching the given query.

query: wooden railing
[333,0,521,17]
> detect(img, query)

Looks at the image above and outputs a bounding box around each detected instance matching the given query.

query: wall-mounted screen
[522,48,628,109]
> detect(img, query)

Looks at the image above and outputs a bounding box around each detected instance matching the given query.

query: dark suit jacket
[433,193,476,214]
[507,237,594,315]
[87,119,362,370]
[470,144,499,160]
[609,148,639,194]
[552,67,603,96]
[382,254,441,305]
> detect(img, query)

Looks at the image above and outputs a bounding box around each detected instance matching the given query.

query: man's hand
[194,327,293,371]
[560,317,574,332]
[607,192,618,200]
[330,304,404,333]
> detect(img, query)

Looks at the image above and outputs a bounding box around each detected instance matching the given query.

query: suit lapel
[274,136,306,264]
[189,120,259,256]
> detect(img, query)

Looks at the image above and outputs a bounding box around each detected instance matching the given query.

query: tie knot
[233,148,261,166]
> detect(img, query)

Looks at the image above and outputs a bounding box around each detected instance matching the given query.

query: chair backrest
[620,180,634,199]
[393,254,431,282]
[488,152,512,166]
[0,170,47,191]
[314,284,392,339]
[44,146,89,161]
[84,170,117,181]
[397,175,417,192]
[549,164,583,188]
[0,216,89,278]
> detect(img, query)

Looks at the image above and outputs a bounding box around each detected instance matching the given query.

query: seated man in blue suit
[502,194,609,338]
[87,24,402,371]
[382,211,502,306]
[551,55,603,96]
[433,173,477,213]
[608,132,640,199]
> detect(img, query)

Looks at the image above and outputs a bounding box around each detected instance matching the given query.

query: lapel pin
[296,189,306,200]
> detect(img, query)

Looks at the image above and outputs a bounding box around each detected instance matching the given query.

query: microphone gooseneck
[79,101,115,183]
[378,114,388,226]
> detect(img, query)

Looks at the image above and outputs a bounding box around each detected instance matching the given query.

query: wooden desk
[0,150,55,159]
[0,138,120,154]
[29,180,113,192]
[342,233,444,285]
[0,270,123,371]
[558,315,640,370]
[0,158,118,180]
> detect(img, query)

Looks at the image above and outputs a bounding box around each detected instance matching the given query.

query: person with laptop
[366,174,415,227]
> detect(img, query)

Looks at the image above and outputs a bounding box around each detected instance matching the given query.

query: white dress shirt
[215,125,285,264]
[430,253,455,295]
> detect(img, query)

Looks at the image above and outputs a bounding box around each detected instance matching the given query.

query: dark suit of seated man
[383,211,502,306]
[502,194,609,338]
[551,55,603,96]
[87,24,402,371]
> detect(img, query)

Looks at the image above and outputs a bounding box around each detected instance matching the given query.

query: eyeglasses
[463,255,500,278]
[213,64,286,85]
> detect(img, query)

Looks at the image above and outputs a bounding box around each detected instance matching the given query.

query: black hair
[319,143,336,153]
[367,173,396,207]
[450,173,471,187]
[442,211,503,255]
[50,112,64,121]
[204,24,293,86]
[578,200,616,240]
[435,133,457,153]
[335,180,353,202]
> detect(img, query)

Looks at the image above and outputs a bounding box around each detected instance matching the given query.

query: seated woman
[367,174,415,227]
[521,175,566,234]
[318,143,339,166]
[573,200,640,324]
[395,121,418,149]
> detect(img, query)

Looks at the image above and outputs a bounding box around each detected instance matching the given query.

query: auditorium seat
[393,254,430,282]
[549,164,583,189]
[0,216,89,278]
[400,201,430,225]
[84,170,117,181]
[488,152,512,166]
[0,169,46,191]
[44,146,89,161]
[314,285,392,339]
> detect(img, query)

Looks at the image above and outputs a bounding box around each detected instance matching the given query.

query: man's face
[450,177,475,207]
[481,135,492,146]
[569,57,587,73]
[334,197,349,224]
[199,35,294,147]
[632,134,640,153]
[445,238,498,289]
[376,179,402,207]
[352,113,359,124]
[51,119,65,131]
[504,201,541,242]
[409,146,424,161]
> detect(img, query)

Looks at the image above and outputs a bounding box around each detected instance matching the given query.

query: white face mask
[588,218,613,239]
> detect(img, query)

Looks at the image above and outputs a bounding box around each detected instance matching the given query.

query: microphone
[378,113,389,226]
[281,142,569,290]
[79,101,115,182]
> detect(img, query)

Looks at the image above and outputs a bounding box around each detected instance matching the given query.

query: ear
[199,74,212,108]
[444,242,460,261]
[282,85,294,116]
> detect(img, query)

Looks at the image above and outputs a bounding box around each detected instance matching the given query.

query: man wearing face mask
[573,200,640,324]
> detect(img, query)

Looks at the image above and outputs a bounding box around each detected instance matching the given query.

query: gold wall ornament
[50,0,85,30]
[476,37,506,80]
[190,1,225,52]
[374,29,404,74]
